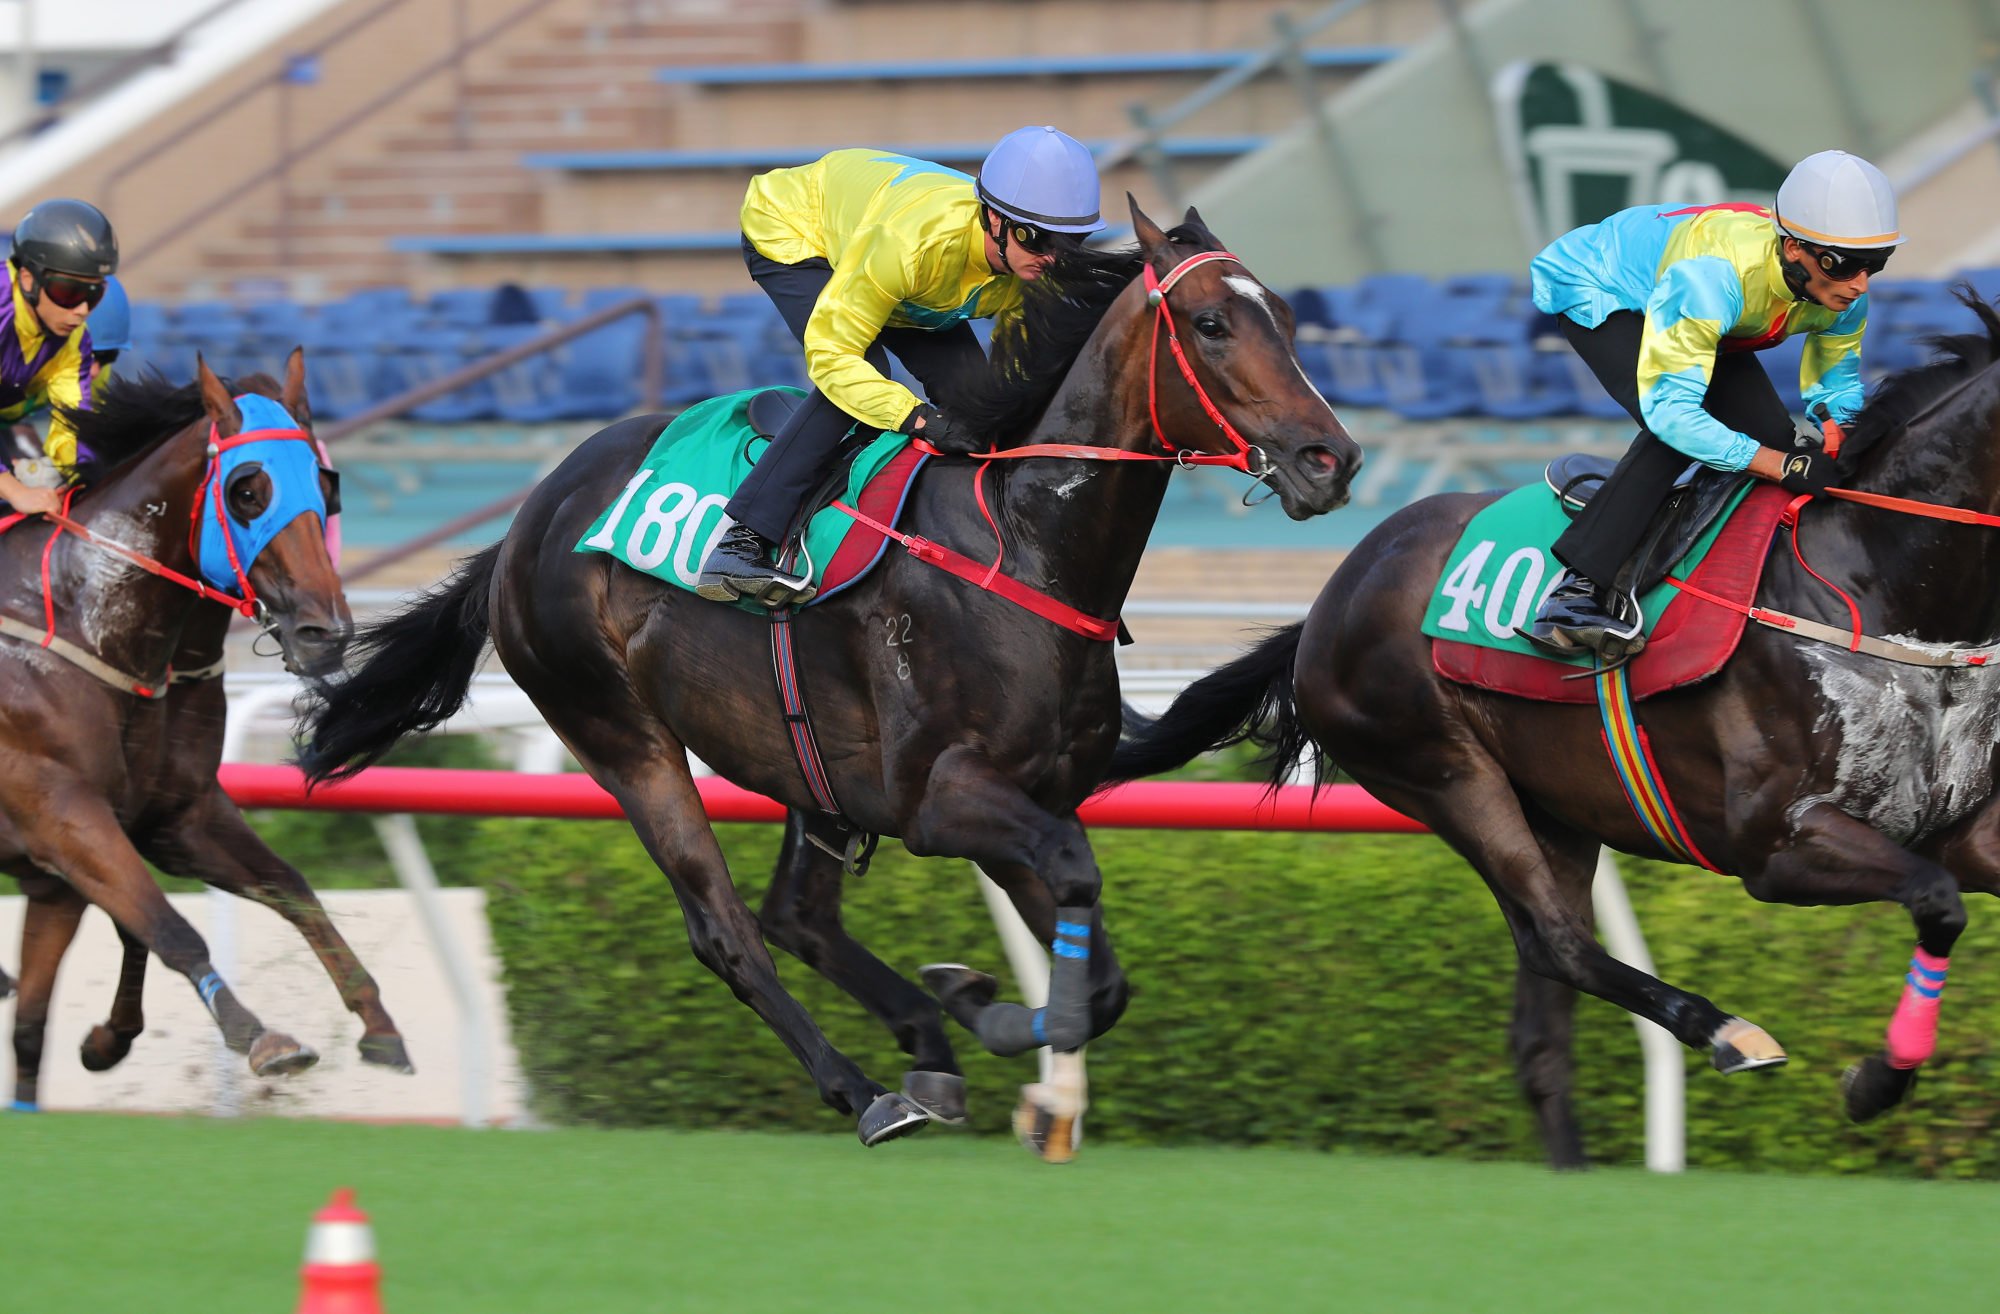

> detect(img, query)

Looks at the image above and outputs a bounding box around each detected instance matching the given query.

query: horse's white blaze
[1222,275,1278,327]
[1796,643,2000,843]
[1217,274,1340,418]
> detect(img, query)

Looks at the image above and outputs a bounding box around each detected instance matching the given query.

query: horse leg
[1511,965,1587,1169]
[905,750,1126,1061]
[79,924,148,1074]
[957,859,1129,1164]
[1409,769,1778,1075]
[9,876,88,1110]
[594,758,918,1144]
[1748,802,1970,1123]
[139,790,412,1072]
[16,791,316,1078]
[758,811,966,1122]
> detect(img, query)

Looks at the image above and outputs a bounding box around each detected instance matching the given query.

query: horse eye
[1195,314,1227,340]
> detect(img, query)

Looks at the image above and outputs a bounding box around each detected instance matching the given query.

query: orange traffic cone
[297,1187,384,1314]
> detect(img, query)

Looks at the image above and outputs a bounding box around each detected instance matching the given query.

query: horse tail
[1106,623,1320,791]
[296,543,501,785]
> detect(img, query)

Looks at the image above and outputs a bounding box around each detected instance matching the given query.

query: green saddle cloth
[1418,481,1752,664]
[573,387,911,611]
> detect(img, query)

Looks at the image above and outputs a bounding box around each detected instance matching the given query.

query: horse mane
[1839,286,2000,467]
[934,218,1223,445]
[62,368,283,484]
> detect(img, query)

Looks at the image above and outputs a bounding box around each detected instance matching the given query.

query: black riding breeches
[724,233,988,542]
[1551,310,1797,587]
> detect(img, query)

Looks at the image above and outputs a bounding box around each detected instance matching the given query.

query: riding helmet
[1774,151,1904,251]
[976,126,1106,234]
[11,198,120,278]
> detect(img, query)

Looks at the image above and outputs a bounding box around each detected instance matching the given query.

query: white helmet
[1774,150,1904,250]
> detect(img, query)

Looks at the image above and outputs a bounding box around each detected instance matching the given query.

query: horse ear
[196,354,241,439]
[281,346,314,430]
[1129,194,1172,272]
[1182,205,1208,235]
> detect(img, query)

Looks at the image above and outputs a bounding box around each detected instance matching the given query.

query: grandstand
[6,0,2000,639]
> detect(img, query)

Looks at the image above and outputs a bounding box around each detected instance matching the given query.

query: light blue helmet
[976,125,1105,234]
[87,275,130,352]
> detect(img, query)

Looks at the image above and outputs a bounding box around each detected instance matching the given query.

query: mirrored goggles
[1807,243,1891,282]
[36,270,107,310]
[1009,222,1058,254]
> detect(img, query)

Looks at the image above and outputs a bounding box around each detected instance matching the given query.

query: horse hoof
[920,963,998,1030]
[1013,1097,1080,1165]
[79,1025,139,1073]
[1842,1054,1918,1123]
[857,1091,931,1147]
[248,1031,320,1078]
[1710,1018,1787,1074]
[359,1033,416,1074]
[901,1070,967,1125]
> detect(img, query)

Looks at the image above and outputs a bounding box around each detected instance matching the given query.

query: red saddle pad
[812,445,930,603]
[1429,483,1792,703]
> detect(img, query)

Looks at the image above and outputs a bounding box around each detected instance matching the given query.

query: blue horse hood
[196,394,328,591]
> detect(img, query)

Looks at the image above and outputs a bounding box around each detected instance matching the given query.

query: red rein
[839,250,1261,639]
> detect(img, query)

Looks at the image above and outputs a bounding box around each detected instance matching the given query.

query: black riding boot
[695,523,817,606]
[1521,569,1646,660]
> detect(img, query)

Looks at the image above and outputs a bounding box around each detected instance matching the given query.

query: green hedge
[452,815,2000,1178]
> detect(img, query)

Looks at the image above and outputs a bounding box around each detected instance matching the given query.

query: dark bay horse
[4,355,411,1110]
[297,201,1360,1147]
[1109,295,2000,1167]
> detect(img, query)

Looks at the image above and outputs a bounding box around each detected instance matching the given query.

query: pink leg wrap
[1885,947,1948,1071]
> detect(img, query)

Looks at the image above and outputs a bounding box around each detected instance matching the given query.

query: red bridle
[838,248,1280,639]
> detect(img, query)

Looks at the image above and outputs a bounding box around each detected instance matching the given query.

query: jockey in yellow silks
[696,127,1106,605]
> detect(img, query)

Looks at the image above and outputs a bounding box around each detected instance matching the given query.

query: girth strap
[769,603,841,815]
[0,614,224,698]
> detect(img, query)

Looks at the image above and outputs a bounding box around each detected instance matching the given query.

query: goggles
[1803,242,1891,282]
[33,269,107,310]
[1008,222,1058,255]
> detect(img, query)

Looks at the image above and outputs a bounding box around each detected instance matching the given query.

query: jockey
[1522,150,1898,658]
[695,125,1106,603]
[0,198,119,519]
[87,275,131,386]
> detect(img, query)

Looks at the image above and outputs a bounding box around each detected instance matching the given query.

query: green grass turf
[4,1113,1987,1313]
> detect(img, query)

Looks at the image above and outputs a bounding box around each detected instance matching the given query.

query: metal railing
[1100,0,1383,233]
[102,0,568,271]
[320,295,667,586]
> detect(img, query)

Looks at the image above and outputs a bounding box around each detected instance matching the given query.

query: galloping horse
[3,354,411,1109]
[1109,295,2000,1166]
[298,202,1359,1147]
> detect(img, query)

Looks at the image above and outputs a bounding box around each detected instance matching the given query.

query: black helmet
[11,199,118,278]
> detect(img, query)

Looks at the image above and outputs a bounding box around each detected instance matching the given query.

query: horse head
[1128,197,1361,520]
[194,351,350,677]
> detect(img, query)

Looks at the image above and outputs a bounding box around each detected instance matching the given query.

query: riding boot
[695,523,817,606]
[1521,569,1646,660]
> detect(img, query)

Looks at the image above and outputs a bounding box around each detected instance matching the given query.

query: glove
[902,403,981,456]
[1777,448,1840,498]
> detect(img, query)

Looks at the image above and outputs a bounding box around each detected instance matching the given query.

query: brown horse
[4,354,411,1111]
[298,202,1360,1147]
[1109,295,2000,1166]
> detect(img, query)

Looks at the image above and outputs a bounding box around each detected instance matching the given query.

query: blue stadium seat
[1468,345,1579,420]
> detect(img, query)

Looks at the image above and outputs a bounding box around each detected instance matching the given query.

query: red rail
[216,765,1427,833]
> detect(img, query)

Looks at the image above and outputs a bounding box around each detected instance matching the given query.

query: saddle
[1545,453,1755,601]
[748,388,887,559]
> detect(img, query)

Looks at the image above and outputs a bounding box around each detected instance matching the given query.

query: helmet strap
[1777,235,1823,307]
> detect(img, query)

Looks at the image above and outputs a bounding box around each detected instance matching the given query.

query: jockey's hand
[8,486,63,518]
[1776,448,1840,498]
[903,403,981,456]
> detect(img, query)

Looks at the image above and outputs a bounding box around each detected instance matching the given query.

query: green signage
[1494,61,1789,245]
